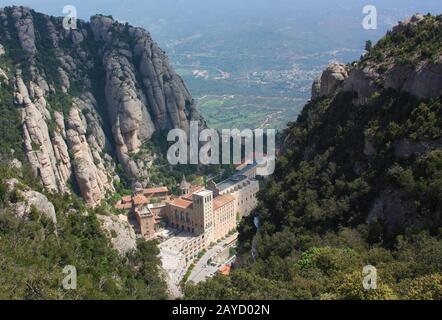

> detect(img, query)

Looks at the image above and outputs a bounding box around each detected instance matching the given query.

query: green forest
[0,6,441,300]
[0,162,168,299]
[184,15,442,300]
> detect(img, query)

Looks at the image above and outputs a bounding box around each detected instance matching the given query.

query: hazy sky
[2,0,442,34]
[1,1,442,55]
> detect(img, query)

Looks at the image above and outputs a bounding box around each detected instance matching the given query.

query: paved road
[188,233,238,284]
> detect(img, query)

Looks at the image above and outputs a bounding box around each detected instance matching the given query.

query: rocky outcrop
[16,70,68,193]
[392,14,425,33]
[91,15,204,178]
[385,62,442,99]
[0,66,7,81]
[341,59,442,105]
[394,137,442,159]
[311,61,379,106]
[363,130,377,157]
[98,214,137,256]
[9,6,36,55]
[311,62,349,99]
[343,67,380,106]
[4,178,57,224]
[66,99,114,205]
[342,14,442,104]
[310,15,441,106]
[311,78,321,100]
[102,50,155,178]
[367,189,418,237]
[0,6,206,206]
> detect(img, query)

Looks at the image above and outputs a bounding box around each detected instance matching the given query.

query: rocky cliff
[0,6,205,206]
[182,14,442,301]
[266,13,442,245]
[311,14,442,106]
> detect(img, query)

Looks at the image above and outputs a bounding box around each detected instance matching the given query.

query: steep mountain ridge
[0,6,205,206]
[267,13,442,243]
[184,14,442,300]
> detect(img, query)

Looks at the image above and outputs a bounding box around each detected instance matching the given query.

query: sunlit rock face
[0,6,206,206]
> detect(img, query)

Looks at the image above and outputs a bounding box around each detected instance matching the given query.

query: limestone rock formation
[10,6,36,55]
[392,14,425,33]
[394,137,442,159]
[66,102,114,205]
[91,15,205,178]
[385,61,442,99]
[310,15,442,106]
[98,214,137,256]
[341,14,442,104]
[367,189,418,237]
[4,178,57,224]
[0,6,206,206]
[343,67,380,106]
[16,69,68,193]
[311,62,349,99]
[311,78,321,100]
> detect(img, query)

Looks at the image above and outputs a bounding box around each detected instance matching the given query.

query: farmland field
[196,95,305,130]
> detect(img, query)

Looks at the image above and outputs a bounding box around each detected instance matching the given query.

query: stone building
[179,175,191,195]
[167,189,236,246]
[135,203,155,239]
[159,232,205,283]
[114,164,259,243]
[212,194,236,241]
[207,163,259,219]
[115,186,170,239]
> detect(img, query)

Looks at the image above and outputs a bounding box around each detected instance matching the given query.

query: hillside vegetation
[184,14,442,300]
[0,162,168,299]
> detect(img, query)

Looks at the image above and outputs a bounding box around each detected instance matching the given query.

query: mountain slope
[184,14,442,300]
[0,6,205,206]
[0,150,168,299]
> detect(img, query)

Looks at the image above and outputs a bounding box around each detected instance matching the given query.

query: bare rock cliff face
[0,6,205,206]
[90,15,202,177]
[311,15,442,104]
[385,61,442,99]
[98,214,137,256]
[311,62,349,100]
[4,178,57,224]
[299,14,442,239]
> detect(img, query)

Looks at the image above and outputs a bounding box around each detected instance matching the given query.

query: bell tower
[179,174,191,195]
[192,189,214,245]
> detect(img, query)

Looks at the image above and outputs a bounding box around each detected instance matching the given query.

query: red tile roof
[143,187,168,195]
[170,198,193,209]
[213,194,235,211]
[219,264,231,276]
[133,194,149,206]
[116,202,132,210]
[121,195,132,203]
[181,186,204,201]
